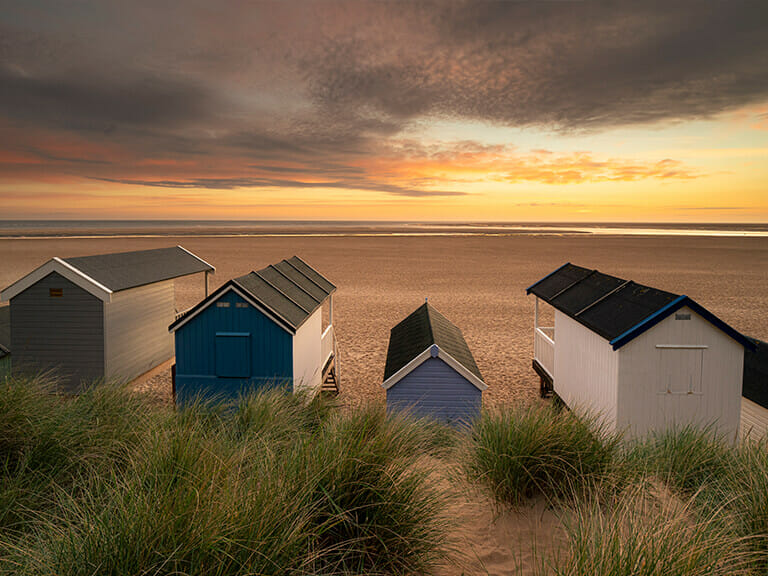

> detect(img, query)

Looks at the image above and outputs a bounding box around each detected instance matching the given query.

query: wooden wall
[10,272,104,391]
[104,280,175,383]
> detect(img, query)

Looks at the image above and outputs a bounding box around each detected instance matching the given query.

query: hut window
[216,302,230,308]
[49,288,63,297]
[675,313,691,320]
[236,302,248,308]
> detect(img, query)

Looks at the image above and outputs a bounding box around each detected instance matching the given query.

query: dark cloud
[91,176,468,197]
[0,0,765,197]
[0,66,214,133]
[305,1,768,130]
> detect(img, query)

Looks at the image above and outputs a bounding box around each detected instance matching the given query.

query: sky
[1,0,767,222]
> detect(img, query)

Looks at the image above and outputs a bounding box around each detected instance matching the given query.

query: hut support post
[204,271,209,298]
[534,296,539,331]
[329,294,333,325]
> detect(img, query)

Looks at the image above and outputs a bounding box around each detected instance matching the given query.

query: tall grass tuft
[464,404,618,505]
[0,375,160,536]
[546,482,761,576]
[299,406,451,573]
[0,379,449,576]
[625,425,736,496]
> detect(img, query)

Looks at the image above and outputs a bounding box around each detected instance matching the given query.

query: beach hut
[168,256,338,404]
[741,338,768,439]
[0,305,9,377]
[0,246,213,391]
[527,263,756,439]
[383,302,486,423]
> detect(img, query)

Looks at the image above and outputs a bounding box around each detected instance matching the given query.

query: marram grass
[545,482,762,576]
[3,376,768,575]
[0,378,450,576]
[463,404,619,505]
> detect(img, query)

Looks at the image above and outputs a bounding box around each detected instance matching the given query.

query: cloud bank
[1,1,766,197]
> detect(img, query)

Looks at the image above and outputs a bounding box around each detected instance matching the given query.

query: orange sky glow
[1,2,767,222]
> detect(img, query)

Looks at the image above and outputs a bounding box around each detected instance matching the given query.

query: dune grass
[463,404,619,505]
[3,375,768,575]
[0,378,451,576]
[545,482,761,576]
[624,424,737,496]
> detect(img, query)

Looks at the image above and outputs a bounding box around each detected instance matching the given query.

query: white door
[655,346,705,429]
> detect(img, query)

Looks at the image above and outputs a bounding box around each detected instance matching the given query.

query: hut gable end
[174,289,292,386]
[10,271,104,391]
[383,303,485,391]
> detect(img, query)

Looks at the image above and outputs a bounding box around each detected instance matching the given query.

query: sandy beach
[2,229,767,575]
[2,231,767,407]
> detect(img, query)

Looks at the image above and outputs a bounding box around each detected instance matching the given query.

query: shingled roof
[383,302,483,385]
[1,246,214,303]
[61,246,213,292]
[169,256,335,333]
[527,263,755,351]
[743,338,768,409]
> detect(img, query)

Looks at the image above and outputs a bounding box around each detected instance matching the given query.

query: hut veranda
[527,263,756,439]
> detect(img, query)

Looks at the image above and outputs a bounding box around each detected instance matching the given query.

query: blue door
[215,333,251,378]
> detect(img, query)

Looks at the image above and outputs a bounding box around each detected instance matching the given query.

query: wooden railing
[321,324,336,369]
[534,326,555,379]
[174,307,194,322]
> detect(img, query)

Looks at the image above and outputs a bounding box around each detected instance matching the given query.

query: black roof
[744,338,768,409]
[170,256,334,333]
[527,263,754,351]
[62,246,213,292]
[384,303,483,382]
[0,305,9,358]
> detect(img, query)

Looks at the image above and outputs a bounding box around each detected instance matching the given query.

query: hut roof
[527,263,755,351]
[169,256,335,334]
[1,246,214,302]
[383,303,484,388]
[743,338,768,409]
[62,246,213,291]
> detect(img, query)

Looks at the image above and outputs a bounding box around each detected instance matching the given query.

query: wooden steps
[321,355,339,395]
[532,358,554,399]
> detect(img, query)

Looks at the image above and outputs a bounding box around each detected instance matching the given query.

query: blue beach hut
[169,256,338,404]
[383,302,486,423]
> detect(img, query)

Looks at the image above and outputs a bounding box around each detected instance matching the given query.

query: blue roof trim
[610,295,757,351]
[525,262,570,294]
[609,295,686,349]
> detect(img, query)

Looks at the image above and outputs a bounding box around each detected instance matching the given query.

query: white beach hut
[527,263,756,439]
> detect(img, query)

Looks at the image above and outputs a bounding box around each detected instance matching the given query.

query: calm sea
[1,220,767,238]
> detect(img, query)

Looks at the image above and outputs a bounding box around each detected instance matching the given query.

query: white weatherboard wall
[104,280,175,382]
[553,310,619,430]
[292,307,322,395]
[617,306,743,440]
[740,397,768,440]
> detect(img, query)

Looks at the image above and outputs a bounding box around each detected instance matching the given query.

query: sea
[1,220,768,239]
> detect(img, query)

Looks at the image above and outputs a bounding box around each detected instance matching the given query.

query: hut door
[657,347,704,395]
[215,332,251,378]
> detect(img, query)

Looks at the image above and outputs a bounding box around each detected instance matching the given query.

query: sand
[2,233,767,407]
[2,231,767,575]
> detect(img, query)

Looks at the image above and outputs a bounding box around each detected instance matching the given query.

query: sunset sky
[1,1,767,222]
